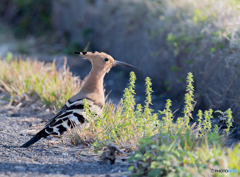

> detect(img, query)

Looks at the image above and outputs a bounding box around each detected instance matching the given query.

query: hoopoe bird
[21,51,139,147]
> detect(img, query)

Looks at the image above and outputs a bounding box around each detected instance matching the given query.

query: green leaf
[171,66,181,71]
[209,47,215,53]
[128,166,134,171]
[6,52,13,63]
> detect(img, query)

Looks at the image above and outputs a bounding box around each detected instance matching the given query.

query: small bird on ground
[21,51,139,147]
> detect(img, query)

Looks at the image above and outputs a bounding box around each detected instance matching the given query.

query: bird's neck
[80,66,106,100]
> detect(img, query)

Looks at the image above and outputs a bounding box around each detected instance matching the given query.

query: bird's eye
[105,58,109,62]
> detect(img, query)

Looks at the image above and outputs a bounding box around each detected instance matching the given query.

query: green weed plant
[0,57,238,176]
[129,72,239,176]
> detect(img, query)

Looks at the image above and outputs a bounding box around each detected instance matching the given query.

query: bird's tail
[20,129,48,148]
[20,136,41,148]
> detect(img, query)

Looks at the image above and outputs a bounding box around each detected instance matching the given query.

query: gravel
[1,82,240,177]
[0,96,129,177]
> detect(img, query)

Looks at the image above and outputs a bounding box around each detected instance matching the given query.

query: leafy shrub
[71,72,159,149]
[129,72,239,176]
[0,56,238,176]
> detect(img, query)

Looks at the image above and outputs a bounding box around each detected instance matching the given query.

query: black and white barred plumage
[20,51,139,148]
[21,98,103,147]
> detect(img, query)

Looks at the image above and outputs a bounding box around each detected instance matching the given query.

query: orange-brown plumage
[74,51,139,107]
[21,51,139,148]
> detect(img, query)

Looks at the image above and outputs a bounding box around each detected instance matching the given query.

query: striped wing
[44,99,103,136]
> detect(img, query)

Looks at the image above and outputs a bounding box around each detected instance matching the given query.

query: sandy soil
[0,94,129,177]
[0,84,240,177]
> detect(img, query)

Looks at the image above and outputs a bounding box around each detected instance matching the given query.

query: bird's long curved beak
[114,60,140,70]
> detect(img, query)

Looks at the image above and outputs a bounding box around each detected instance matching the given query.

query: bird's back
[21,97,103,147]
[44,97,104,136]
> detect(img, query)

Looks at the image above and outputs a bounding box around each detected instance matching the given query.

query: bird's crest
[74,51,114,62]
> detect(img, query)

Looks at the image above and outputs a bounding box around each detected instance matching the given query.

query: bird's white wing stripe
[72,109,85,115]
[53,110,76,122]
[53,126,60,135]
[44,106,67,127]
[66,100,84,107]
[69,114,81,125]
[51,109,86,124]
[45,129,51,134]
[43,98,103,136]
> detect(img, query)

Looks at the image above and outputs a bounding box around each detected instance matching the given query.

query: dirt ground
[1,84,240,176]
[0,93,130,177]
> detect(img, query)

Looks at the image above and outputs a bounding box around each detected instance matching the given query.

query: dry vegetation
[0,55,239,176]
[0,54,84,109]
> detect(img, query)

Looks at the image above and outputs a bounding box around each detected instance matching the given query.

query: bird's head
[74,51,139,73]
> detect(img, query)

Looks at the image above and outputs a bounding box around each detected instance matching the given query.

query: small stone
[62,152,68,156]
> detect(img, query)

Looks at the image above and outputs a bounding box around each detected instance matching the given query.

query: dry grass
[0,55,84,109]
[0,55,239,176]
[0,56,158,151]
[68,73,159,151]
